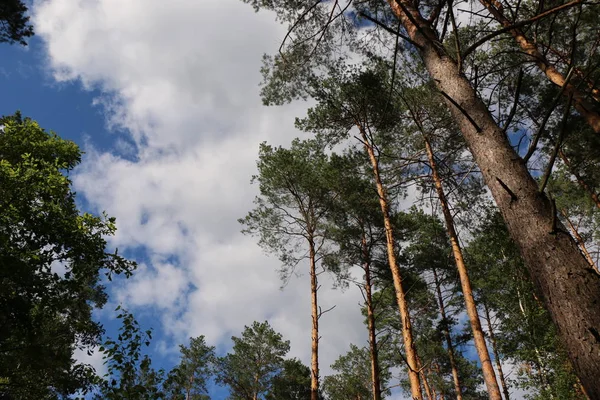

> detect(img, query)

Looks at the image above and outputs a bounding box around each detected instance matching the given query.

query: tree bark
[558,150,600,210]
[419,361,434,400]
[478,0,600,133]
[386,1,600,396]
[424,137,502,400]
[483,302,511,400]
[432,267,463,400]
[560,208,599,272]
[358,123,423,400]
[309,240,320,400]
[362,233,383,400]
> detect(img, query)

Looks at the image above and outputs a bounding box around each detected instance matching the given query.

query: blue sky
[2,1,376,398]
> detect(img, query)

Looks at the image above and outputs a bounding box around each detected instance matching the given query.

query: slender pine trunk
[424,137,502,400]
[386,1,600,396]
[432,267,463,400]
[309,240,320,400]
[362,233,383,400]
[358,122,423,399]
[478,0,600,133]
[483,302,511,400]
[418,357,434,400]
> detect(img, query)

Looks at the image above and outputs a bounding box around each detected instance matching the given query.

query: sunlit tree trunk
[419,362,434,400]
[362,233,383,400]
[483,302,511,400]
[424,136,502,400]
[478,0,600,133]
[385,1,600,396]
[432,267,463,400]
[357,122,423,399]
[308,238,320,400]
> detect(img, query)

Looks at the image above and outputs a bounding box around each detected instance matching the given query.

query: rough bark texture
[309,241,320,400]
[386,0,600,397]
[432,267,463,400]
[424,137,502,400]
[478,0,600,133]
[362,234,383,400]
[359,124,423,399]
[483,303,511,400]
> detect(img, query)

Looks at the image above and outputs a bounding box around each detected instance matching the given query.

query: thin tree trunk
[432,267,463,400]
[478,0,600,133]
[253,372,259,400]
[539,44,600,103]
[309,240,320,400]
[362,233,383,400]
[560,208,599,272]
[558,150,600,210]
[434,362,447,400]
[186,375,193,400]
[420,362,434,400]
[386,1,600,396]
[483,302,511,400]
[424,137,502,400]
[577,376,592,400]
[358,123,423,400]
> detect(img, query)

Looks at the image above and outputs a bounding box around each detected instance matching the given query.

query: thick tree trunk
[559,150,600,210]
[424,137,502,400]
[386,1,600,397]
[483,303,511,400]
[560,208,599,272]
[478,0,600,133]
[358,123,423,400]
[362,234,383,400]
[309,241,320,400]
[432,267,463,400]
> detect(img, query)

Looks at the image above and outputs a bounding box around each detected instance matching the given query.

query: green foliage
[467,212,585,399]
[215,321,290,400]
[266,358,312,400]
[163,336,216,400]
[0,0,34,45]
[95,308,164,399]
[322,344,388,400]
[0,113,136,399]
[239,138,336,280]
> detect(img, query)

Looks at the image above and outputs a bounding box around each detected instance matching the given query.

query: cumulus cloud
[32,0,376,386]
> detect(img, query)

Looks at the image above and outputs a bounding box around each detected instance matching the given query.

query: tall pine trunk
[424,136,502,400]
[483,302,511,400]
[309,239,320,400]
[419,361,434,400]
[362,233,383,400]
[358,123,423,400]
[478,0,600,133]
[386,1,600,396]
[432,267,463,400]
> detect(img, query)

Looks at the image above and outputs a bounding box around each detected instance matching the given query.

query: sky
[0,0,383,397]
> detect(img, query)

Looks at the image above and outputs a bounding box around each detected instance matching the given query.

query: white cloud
[32,0,374,387]
[74,346,106,378]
